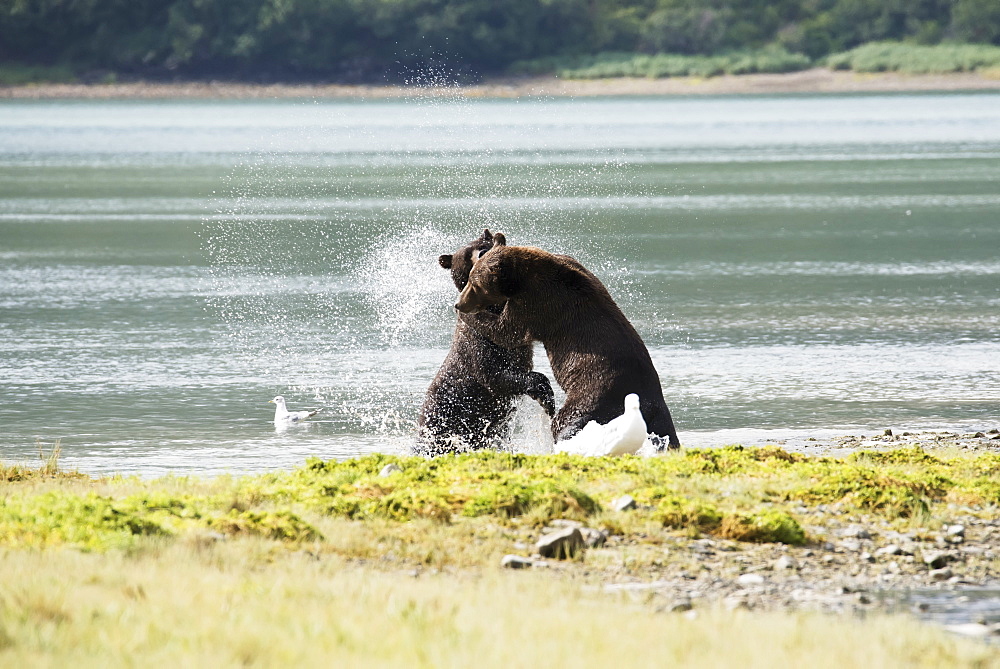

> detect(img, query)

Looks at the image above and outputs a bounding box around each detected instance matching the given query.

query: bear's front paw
[526,372,556,417]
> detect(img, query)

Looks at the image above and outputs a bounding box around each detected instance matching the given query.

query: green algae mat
[3,446,999,554]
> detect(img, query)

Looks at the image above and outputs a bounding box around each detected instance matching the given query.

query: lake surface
[1,92,999,477]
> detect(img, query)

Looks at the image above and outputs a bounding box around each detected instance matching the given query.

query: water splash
[201,65,646,450]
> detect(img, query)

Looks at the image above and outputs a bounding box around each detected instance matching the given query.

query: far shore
[3,68,1000,100]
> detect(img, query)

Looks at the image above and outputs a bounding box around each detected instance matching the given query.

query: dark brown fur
[417,230,555,455]
[455,235,680,450]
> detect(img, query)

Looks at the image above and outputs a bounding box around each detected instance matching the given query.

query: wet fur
[456,236,680,450]
[417,230,555,455]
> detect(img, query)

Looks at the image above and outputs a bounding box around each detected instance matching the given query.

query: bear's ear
[482,229,493,243]
[493,232,506,247]
[438,254,452,269]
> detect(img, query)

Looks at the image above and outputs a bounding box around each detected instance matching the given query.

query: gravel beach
[3,68,1000,99]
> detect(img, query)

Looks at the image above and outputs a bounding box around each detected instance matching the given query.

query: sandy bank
[3,68,1000,100]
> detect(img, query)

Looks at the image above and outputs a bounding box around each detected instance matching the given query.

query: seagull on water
[270,395,321,427]
[554,394,648,457]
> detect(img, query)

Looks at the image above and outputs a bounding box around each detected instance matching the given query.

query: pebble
[946,524,965,537]
[666,597,693,613]
[840,539,862,553]
[549,519,583,529]
[579,527,608,548]
[724,595,752,611]
[500,554,534,570]
[943,623,1000,638]
[378,463,403,477]
[774,555,798,570]
[536,527,585,559]
[929,567,953,581]
[737,573,765,586]
[612,495,637,512]
[842,525,873,540]
[923,551,953,569]
[875,545,902,557]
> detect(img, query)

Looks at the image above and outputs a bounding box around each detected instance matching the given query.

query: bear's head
[454,233,517,314]
[438,229,500,290]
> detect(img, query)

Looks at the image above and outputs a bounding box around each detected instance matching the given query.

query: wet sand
[3,68,1000,99]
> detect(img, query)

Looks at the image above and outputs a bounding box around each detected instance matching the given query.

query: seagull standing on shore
[270,395,321,428]
[554,394,648,457]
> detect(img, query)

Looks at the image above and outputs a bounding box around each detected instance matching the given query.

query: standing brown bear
[417,230,555,454]
[454,234,680,450]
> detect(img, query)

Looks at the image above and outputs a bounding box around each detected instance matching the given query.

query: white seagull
[270,395,321,427]
[554,394,648,457]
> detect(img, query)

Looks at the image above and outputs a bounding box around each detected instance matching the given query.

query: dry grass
[3,447,1000,665]
[0,545,995,668]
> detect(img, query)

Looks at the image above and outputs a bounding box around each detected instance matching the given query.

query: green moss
[208,509,319,542]
[0,492,171,551]
[849,446,944,467]
[2,445,995,553]
[652,497,723,533]
[718,510,806,545]
[791,463,950,518]
[373,488,456,523]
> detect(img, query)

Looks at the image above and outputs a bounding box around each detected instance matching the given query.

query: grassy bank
[511,42,1000,80]
[3,444,1000,664]
[2,548,993,667]
[8,445,1000,553]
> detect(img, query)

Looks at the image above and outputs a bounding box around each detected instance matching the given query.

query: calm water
[1,92,999,476]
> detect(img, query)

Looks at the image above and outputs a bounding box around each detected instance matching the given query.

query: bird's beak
[269,400,275,404]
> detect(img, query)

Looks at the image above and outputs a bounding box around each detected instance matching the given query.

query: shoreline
[3,68,1000,100]
[5,434,1000,650]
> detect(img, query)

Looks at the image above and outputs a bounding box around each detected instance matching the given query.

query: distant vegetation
[512,46,813,79]
[826,41,1000,74]
[1,0,999,83]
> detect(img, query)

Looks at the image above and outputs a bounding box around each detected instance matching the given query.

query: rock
[378,463,403,477]
[548,519,584,529]
[842,525,873,540]
[946,524,965,537]
[929,567,953,581]
[861,552,875,563]
[190,530,228,545]
[666,597,693,613]
[500,554,534,570]
[840,539,862,553]
[737,573,765,586]
[774,555,798,570]
[579,527,608,548]
[923,551,954,569]
[943,623,1000,638]
[724,595,752,611]
[875,545,902,557]
[536,527,585,559]
[612,495,637,512]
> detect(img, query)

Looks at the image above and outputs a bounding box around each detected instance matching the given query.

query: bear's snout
[454,299,478,314]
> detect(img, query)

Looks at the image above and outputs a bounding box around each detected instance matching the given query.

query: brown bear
[454,234,680,450]
[417,229,555,454]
